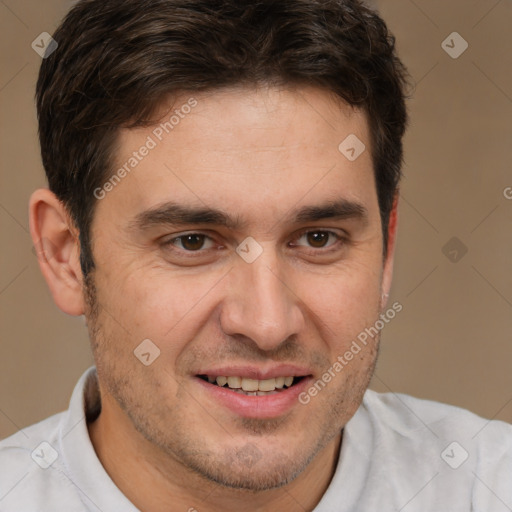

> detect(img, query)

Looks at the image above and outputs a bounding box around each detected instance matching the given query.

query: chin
[173,433,324,492]
[193,455,303,492]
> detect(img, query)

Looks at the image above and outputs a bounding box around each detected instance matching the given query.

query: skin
[29,84,398,512]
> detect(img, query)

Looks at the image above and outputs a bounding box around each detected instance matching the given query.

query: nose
[220,247,305,352]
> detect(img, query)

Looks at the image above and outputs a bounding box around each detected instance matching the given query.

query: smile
[194,371,312,418]
[197,375,305,395]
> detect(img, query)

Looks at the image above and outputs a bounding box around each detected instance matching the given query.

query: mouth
[197,375,306,396]
[194,368,312,419]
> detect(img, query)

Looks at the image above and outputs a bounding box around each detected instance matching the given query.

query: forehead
[97,85,377,228]
[142,85,368,156]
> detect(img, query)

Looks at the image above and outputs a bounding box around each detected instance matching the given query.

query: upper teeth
[208,376,294,391]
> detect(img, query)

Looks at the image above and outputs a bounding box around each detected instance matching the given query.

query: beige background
[1,0,511,439]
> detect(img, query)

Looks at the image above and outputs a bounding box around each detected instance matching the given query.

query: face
[85,85,391,490]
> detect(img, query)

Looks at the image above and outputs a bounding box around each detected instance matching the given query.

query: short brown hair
[36,0,409,276]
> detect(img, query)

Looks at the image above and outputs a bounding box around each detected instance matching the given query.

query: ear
[29,188,85,316]
[380,192,399,309]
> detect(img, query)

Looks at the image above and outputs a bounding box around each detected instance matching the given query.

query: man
[1,0,511,510]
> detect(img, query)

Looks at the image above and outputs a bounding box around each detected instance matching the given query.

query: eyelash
[162,229,347,257]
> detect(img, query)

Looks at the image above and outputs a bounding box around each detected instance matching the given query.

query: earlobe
[380,192,399,309]
[29,188,85,316]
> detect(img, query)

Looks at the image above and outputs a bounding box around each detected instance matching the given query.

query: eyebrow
[129,198,368,232]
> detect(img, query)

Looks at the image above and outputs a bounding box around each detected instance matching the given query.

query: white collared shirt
[1,367,511,511]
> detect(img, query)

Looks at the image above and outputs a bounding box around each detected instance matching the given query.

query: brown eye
[306,231,330,248]
[290,230,343,251]
[173,234,209,251]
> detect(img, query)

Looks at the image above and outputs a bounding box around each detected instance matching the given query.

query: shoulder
[321,391,511,511]
[0,413,84,511]
[0,369,99,512]
[0,411,63,472]
[354,390,512,507]
[361,388,512,443]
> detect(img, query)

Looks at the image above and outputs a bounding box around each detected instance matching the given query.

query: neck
[88,396,341,512]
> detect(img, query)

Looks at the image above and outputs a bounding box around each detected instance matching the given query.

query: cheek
[95,265,228,348]
[292,259,382,348]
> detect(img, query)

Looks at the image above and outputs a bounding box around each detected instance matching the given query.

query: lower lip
[195,377,312,419]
